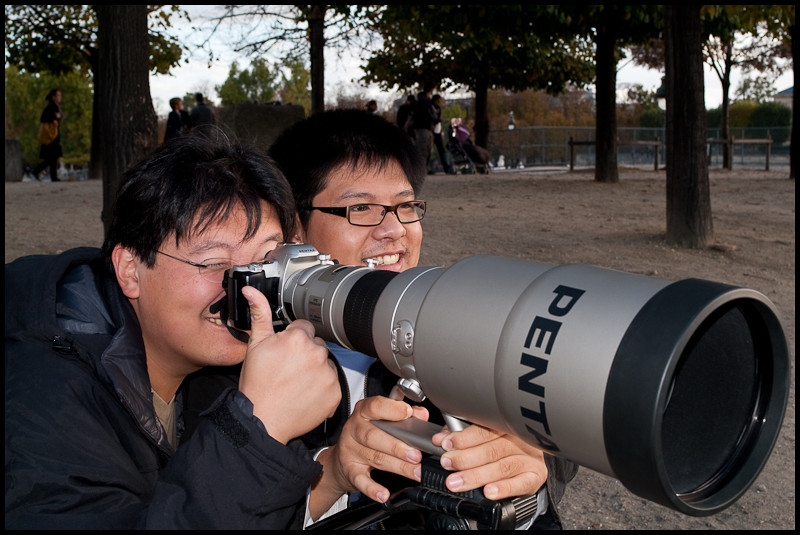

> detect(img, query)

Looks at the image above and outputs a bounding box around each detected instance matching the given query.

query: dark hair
[46,88,61,102]
[169,97,181,110]
[101,135,296,273]
[195,93,205,104]
[268,109,425,228]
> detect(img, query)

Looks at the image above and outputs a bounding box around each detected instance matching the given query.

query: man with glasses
[268,109,577,529]
[5,135,341,529]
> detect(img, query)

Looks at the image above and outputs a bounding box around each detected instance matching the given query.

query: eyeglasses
[306,200,427,227]
[156,251,267,284]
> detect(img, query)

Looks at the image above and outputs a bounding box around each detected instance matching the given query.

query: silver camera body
[225,242,334,330]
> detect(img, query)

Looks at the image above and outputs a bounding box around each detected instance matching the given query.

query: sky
[149,6,794,119]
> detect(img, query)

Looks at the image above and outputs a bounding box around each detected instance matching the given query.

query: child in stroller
[448,118,492,174]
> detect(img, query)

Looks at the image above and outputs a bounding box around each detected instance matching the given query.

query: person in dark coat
[32,88,64,181]
[413,84,437,171]
[163,97,186,142]
[5,135,341,529]
[189,92,216,137]
[396,95,416,136]
[431,94,455,174]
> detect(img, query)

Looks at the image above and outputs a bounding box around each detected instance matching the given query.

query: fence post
[766,136,771,171]
[569,135,575,171]
[654,136,660,171]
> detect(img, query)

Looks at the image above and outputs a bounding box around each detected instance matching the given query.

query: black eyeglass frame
[157,250,214,269]
[305,200,427,227]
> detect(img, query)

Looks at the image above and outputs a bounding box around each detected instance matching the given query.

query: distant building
[772,87,793,111]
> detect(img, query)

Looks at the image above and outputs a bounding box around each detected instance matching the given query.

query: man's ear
[111,245,141,299]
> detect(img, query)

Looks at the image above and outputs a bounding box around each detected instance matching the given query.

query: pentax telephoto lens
[227,243,790,517]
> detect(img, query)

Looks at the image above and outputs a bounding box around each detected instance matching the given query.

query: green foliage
[4,66,93,166]
[216,58,312,112]
[4,5,187,76]
[564,5,663,45]
[4,5,95,75]
[706,100,790,142]
[216,63,250,106]
[147,5,190,75]
[278,59,312,115]
[216,58,279,106]
[363,5,595,94]
[706,107,722,129]
[441,103,466,123]
[702,5,795,44]
[728,101,758,128]
[749,102,791,143]
[638,107,666,129]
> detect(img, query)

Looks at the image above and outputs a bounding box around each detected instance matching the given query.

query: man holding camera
[269,109,577,528]
[5,136,341,529]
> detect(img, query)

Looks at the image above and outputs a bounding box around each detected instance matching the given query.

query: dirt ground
[4,167,795,530]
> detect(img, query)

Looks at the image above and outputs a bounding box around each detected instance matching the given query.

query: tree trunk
[664,4,713,248]
[308,5,326,115]
[95,5,158,235]
[473,78,489,149]
[720,42,733,170]
[594,28,619,183]
[791,21,797,181]
[89,95,103,181]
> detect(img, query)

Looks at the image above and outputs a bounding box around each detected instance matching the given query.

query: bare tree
[664,5,713,248]
[5,5,185,182]
[705,23,791,169]
[95,5,158,232]
[199,5,369,115]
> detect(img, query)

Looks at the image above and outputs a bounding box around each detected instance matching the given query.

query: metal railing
[487,126,791,170]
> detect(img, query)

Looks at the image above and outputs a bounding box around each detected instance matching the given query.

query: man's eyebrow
[185,232,284,256]
[262,231,284,243]
[336,188,416,203]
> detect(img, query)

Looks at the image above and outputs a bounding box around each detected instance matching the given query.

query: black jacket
[413,92,436,131]
[5,248,321,529]
[38,101,62,159]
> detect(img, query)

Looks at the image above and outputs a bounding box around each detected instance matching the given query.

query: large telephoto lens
[279,254,788,516]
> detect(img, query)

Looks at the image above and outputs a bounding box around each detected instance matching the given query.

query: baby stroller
[448,118,492,174]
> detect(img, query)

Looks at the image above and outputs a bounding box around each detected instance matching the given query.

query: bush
[638,106,665,129]
[729,101,758,129]
[750,102,791,144]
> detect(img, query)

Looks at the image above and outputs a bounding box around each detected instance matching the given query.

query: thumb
[242,285,275,344]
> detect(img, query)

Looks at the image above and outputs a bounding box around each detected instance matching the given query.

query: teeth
[365,254,400,266]
[207,318,224,325]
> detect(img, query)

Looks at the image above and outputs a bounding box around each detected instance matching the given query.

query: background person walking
[189,92,216,137]
[32,88,64,181]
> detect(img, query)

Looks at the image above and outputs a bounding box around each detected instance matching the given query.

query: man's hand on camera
[308,393,429,520]
[237,286,341,445]
[431,425,548,500]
